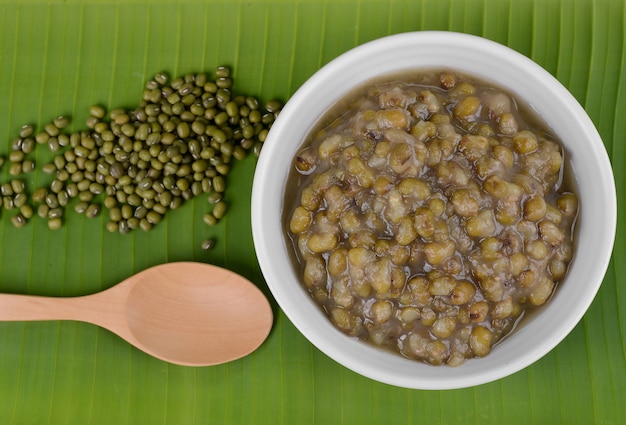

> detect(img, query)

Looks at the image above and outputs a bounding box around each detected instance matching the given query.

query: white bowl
[251,31,616,389]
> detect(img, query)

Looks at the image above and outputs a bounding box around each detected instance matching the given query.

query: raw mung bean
[20,205,33,219]
[48,217,63,230]
[212,201,227,219]
[78,191,94,202]
[74,202,89,214]
[127,217,139,229]
[45,193,59,208]
[13,193,28,208]
[53,116,69,129]
[32,188,47,203]
[44,123,60,137]
[85,204,101,218]
[9,151,24,163]
[35,132,50,144]
[22,160,35,173]
[3,196,14,209]
[201,238,216,250]
[11,213,27,228]
[212,175,226,192]
[19,124,35,138]
[37,204,50,218]
[139,219,152,232]
[90,105,106,118]
[203,213,217,226]
[146,211,161,224]
[1,183,12,196]
[11,179,25,193]
[1,66,280,248]
[48,207,64,219]
[207,191,222,204]
[21,138,35,154]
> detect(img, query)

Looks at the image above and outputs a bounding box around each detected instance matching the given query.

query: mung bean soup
[284,70,578,366]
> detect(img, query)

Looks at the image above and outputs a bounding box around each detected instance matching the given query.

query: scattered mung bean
[11,213,27,228]
[203,213,217,226]
[20,205,33,219]
[85,204,101,219]
[1,66,280,250]
[201,238,216,250]
[47,217,62,230]
[212,201,227,219]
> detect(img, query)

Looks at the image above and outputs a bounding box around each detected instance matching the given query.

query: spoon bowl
[0,262,273,366]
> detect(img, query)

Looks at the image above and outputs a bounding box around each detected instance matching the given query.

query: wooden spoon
[0,262,273,366]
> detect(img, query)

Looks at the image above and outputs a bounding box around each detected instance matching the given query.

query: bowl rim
[251,31,617,390]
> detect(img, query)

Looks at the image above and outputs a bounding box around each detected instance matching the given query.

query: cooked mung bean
[285,70,578,366]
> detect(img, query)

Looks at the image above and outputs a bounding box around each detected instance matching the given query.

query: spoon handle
[0,291,123,326]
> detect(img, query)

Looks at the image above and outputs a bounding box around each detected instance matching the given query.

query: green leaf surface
[0,0,624,424]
